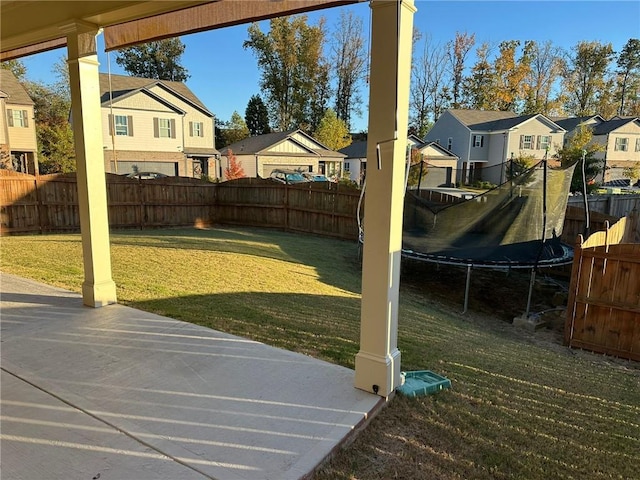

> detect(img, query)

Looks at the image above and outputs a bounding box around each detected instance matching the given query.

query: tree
[622,162,640,186]
[331,10,367,131]
[616,38,640,116]
[1,59,27,81]
[407,148,428,187]
[224,149,246,180]
[313,109,351,151]
[522,41,564,115]
[245,94,271,136]
[493,40,532,112]
[446,32,475,109]
[561,41,615,116]
[115,38,189,81]
[244,15,330,131]
[219,111,250,147]
[463,42,496,109]
[411,35,450,137]
[554,125,605,192]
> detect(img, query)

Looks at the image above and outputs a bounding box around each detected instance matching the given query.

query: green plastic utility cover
[397,370,451,397]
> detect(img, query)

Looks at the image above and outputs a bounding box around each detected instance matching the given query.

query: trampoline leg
[525,268,536,318]
[463,264,472,314]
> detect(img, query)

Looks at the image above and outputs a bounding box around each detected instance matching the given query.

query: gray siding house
[425,109,565,185]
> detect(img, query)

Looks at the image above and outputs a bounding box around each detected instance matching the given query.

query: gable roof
[592,117,640,135]
[339,140,367,159]
[98,73,211,115]
[551,115,605,132]
[219,130,345,158]
[0,69,33,105]
[447,109,564,132]
[417,141,458,158]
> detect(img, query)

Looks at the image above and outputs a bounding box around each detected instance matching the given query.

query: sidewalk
[0,273,382,480]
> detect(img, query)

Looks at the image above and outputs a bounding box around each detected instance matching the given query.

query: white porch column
[355,0,415,397]
[65,24,117,307]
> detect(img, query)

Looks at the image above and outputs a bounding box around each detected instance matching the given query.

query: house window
[473,135,484,147]
[115,115,129,136]
[8,109,28,128]
[344,161,350,173]
[190,121,203,137]
[447,137,453,151]
[520,135,534,149]
[615,137,628,151]
[539,135,551,151]
[154,117,176,138]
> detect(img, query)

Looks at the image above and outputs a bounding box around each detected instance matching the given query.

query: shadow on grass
[127,291,363,369]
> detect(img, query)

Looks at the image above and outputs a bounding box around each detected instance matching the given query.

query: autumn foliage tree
[224,149,246,180]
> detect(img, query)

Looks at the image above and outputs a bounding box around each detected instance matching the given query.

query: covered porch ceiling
[1,0,361,60]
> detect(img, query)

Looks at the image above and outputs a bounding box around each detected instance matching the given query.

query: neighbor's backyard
[1,227,638,479]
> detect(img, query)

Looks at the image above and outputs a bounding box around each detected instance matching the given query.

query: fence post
[564,234,584,346]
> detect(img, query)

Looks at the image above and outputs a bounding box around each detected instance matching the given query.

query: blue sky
[19,1,640,132]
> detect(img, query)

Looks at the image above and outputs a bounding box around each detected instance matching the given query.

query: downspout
[107,51,117,173]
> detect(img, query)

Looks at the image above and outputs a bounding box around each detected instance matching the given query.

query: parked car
[302,173,331,182]
[269,169,309,184]
[125,172,169,180]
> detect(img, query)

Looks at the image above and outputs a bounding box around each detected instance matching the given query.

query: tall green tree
[244,15,330,132]
[561,41,615,116]
[313,109,351,151]
[219,111,250,147]
[463,42,496,109]
[115,38,189,81]
[245,94,271,136]
[615,38,640,116]
[331,10,367,131]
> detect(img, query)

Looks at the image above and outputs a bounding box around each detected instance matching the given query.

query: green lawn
[2,228,638,480]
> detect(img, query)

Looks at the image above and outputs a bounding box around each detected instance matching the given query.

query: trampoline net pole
[525,268,536,318]
[463,264,472,314]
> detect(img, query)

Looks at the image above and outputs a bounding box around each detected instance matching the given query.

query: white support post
[354,0,416,397]
[64,23,117,307]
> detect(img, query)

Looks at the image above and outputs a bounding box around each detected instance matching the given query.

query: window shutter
[519,135,524,149]
[536,135,541,149]
[7,109,13,127]
[189,121,193,137]
[108,114,113,136]
[128,116,134,136]
[199,122,204,137]
[153,117,159,138]
[480,135,484,147]
[22,110,28,127]
[170,119,176,139]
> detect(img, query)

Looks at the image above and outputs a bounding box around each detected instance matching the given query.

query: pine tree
[245,94,271,136]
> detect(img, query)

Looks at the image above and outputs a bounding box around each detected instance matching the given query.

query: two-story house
[99,73,217,178]
[0,69,38,174]
[218,129,345,180]
[424,109,565,185]
[554,115,640,183]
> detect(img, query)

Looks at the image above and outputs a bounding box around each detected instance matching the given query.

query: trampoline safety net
[400,160,578,267]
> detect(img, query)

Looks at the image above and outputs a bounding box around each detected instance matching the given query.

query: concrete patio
[0,273,382,480]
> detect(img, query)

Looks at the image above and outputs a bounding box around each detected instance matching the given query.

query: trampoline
[358,157,579,314]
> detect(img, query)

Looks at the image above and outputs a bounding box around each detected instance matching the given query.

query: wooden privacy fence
[565,210,640,361]
[0,171,362,240]
[567,194,640,218]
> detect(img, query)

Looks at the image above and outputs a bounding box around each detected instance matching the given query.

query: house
[0,69,38,174]
[339,137,458,187]
[424,109,566,185]
[218,129,345,180]
[339,140,367,185]
[554,115,640,183]
[411,141,459,188]
[99,73,218,178]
